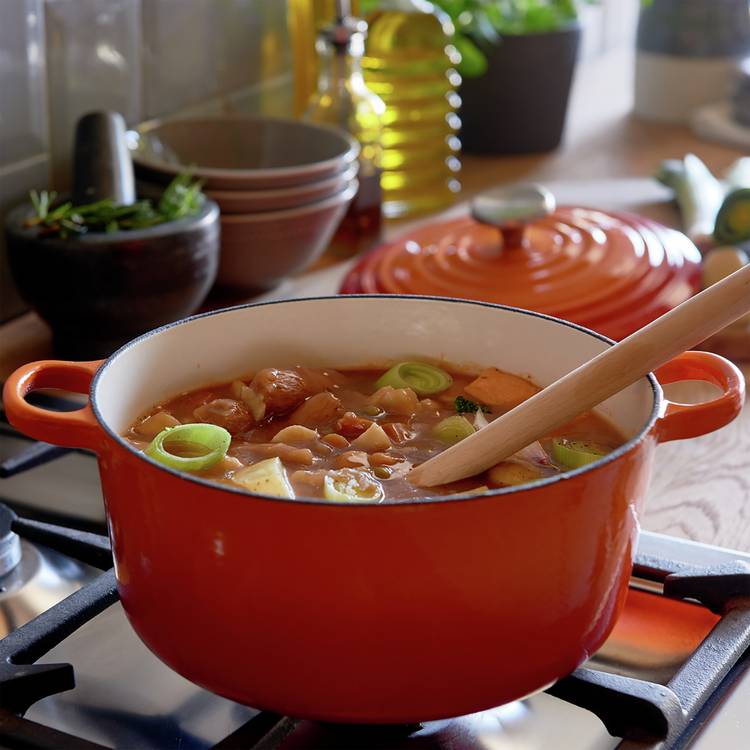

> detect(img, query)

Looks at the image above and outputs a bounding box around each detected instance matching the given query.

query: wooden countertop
[3,49,750,551]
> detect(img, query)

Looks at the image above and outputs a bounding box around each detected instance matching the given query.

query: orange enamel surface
[340,208,702,341]
[97,435,653,722]
[606,588,719,667]
[2,359,104,451]
[655,351,745,443]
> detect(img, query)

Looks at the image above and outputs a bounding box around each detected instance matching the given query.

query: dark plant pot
[459,25,581,155]
[5,200,220,359]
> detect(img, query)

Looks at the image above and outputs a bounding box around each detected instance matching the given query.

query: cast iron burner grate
[0,505,748,750]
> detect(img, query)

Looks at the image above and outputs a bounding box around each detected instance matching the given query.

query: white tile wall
[0,0,48,166]
[0,0,49,319]
[140,0,291,119]
[44,0,143,187]
[0,0,294,322]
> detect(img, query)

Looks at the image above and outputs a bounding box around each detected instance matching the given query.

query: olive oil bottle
[362,0,461,217]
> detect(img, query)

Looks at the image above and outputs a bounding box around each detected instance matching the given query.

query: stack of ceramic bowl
[131,116,359,293]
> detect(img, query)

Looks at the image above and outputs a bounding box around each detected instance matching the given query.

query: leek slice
[146,423,231,472]
[375,362,452,396]
[323,469,384,502]
[432,416,475,444]
[551,438,608,469]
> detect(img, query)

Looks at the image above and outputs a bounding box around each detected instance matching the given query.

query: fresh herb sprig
[25,173,205,239]
[455,395,491,414]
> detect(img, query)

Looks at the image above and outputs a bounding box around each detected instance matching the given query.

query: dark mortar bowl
[5,199,220,359]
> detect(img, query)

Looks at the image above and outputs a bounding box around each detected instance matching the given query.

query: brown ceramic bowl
[216,179,357,292]
[204,162,359,214]
[130,116,359,190]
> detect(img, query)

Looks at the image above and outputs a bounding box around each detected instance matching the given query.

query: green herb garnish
[454,396,490,414]
[25,173,204,239]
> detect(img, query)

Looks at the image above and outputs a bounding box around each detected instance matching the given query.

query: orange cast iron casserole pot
[2,296,744,723]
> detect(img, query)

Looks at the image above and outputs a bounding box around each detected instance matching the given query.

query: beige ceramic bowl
[216,179,358,291]
[205,162,359,214]
[130,116,359,190]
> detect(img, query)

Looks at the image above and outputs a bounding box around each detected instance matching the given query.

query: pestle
[72,111,136,205]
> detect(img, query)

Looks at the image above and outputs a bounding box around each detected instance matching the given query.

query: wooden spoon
[409,262,750,488]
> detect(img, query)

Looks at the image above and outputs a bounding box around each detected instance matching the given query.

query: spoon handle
[409,262,750,487]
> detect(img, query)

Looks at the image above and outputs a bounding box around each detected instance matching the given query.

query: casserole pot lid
[340,185,702,340]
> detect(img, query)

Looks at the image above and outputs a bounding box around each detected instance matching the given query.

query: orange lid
[340,192,701,340]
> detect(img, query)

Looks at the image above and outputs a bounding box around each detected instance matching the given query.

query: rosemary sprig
[25,173,204,239]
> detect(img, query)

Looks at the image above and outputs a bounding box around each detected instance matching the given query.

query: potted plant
[432,0,587,154]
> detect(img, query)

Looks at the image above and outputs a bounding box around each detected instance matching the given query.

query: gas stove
[2,401,750,749]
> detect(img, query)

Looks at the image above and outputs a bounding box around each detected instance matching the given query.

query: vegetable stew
[123,361,624,501]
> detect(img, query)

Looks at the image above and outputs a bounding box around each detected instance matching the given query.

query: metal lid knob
[471,184,556,252]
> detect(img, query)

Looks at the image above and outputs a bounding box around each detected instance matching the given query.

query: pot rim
[90,295,661,508]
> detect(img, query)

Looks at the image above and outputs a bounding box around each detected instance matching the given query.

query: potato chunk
[135,411,180,438]
[350,423,391,453]
[487,461,542,488]
[193,399,252,434]
[232,457,295,498]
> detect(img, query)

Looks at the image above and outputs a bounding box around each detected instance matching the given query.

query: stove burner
[0,505,21,579]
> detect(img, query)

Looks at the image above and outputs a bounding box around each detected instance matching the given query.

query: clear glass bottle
[362,0,461,218]
[304,9,385,258]
[288,0,363,116]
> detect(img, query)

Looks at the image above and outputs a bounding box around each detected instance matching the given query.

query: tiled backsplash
[0,0,293,321]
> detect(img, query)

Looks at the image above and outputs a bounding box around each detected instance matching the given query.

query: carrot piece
[464,368,540,411]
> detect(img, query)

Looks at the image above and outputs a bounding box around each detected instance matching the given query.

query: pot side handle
[654,351,745,443]
[2,359,104,452]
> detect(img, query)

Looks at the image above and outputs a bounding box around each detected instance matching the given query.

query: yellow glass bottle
[362,0,461,218]
[304,12,386,257]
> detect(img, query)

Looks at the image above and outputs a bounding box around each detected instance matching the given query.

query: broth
[123,362,625,502]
